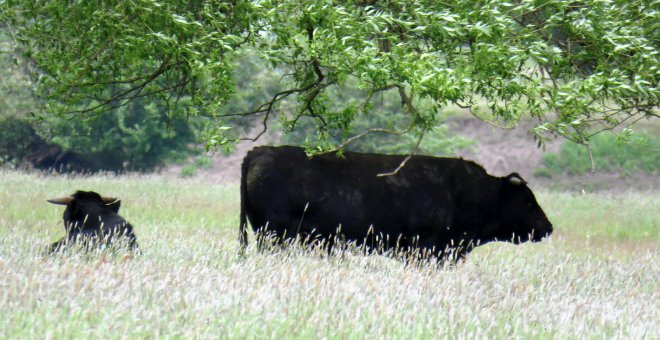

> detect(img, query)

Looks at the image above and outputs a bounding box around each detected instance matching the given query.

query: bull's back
[241,146,459,238]
[243,146,409,202]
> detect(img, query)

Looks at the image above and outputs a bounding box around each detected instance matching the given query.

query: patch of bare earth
[159,128,280,183]
[448,118,562,180]
[448,117,659,192]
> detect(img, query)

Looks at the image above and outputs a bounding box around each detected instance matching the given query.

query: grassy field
[0,171,658,338]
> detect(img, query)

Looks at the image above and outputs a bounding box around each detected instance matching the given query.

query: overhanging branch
[377,128,426,177]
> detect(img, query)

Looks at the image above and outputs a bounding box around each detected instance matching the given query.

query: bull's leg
[324,236,336,257]
[255,225,270,252]
[255,222,287,252]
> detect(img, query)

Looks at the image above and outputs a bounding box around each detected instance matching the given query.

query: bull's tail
[239,155,250,254]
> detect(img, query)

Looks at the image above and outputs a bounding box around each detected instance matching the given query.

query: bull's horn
[101,196,118,203]
[47,196,74,205]
[509,176,525,186]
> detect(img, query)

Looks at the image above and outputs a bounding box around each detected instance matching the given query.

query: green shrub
[0,116,42,167]
[180,164,198,178]
[179,156,214,178]
[194,156,213,169]
[1,31,204,172]
[538,132,659,176]
[37,98,204,172]
[0,106,204,172]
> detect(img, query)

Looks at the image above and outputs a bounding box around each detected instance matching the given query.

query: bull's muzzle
[531,223,553,242]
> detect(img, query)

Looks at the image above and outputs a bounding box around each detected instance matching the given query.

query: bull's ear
[47,196,74,205]
[506,173,526,186]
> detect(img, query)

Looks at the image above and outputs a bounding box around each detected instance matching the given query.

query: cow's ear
[47,196,74,205]
[506,173,526,186]
[106,199,121,213]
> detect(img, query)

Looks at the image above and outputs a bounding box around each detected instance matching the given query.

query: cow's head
[48,191,120,232]
[496,173,553,244]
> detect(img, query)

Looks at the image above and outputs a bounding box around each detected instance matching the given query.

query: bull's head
[48,191,122,232]
[498,173,553,243]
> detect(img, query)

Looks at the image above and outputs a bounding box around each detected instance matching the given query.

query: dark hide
[239,146,553,261]
[48,191,138,253]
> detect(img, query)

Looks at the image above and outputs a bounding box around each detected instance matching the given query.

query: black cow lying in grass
[47,191,138,253]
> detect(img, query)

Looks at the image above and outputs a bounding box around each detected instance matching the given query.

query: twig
[585,141,595,173]
[467,107,517,129]
[321,125,414,154]
[60,60,185,116]
[377,129,426,177]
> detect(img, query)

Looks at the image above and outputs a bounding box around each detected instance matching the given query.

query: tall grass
[0,171,658,338]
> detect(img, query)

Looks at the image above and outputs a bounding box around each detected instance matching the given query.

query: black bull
[47,191,138,253]
[239,146,553,260]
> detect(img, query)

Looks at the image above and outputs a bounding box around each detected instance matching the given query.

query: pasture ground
[0,171,658,338]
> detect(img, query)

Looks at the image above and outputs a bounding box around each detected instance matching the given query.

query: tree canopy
[2,0,658,153]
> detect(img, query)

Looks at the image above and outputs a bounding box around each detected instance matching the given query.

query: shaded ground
[163,118,658,192]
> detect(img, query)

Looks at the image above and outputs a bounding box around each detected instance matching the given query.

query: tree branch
[467,106,517,129]
[377,128,426,177]
[235,20,330,141]
[320,125,414,154]
[60,60,187,116]
[396,84,416,114]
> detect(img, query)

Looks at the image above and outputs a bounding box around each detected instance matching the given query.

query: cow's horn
[101,196,118,203]
[47,196,74,205]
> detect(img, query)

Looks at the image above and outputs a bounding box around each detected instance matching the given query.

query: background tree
[2,0,657,158]
[0,25,203,171]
